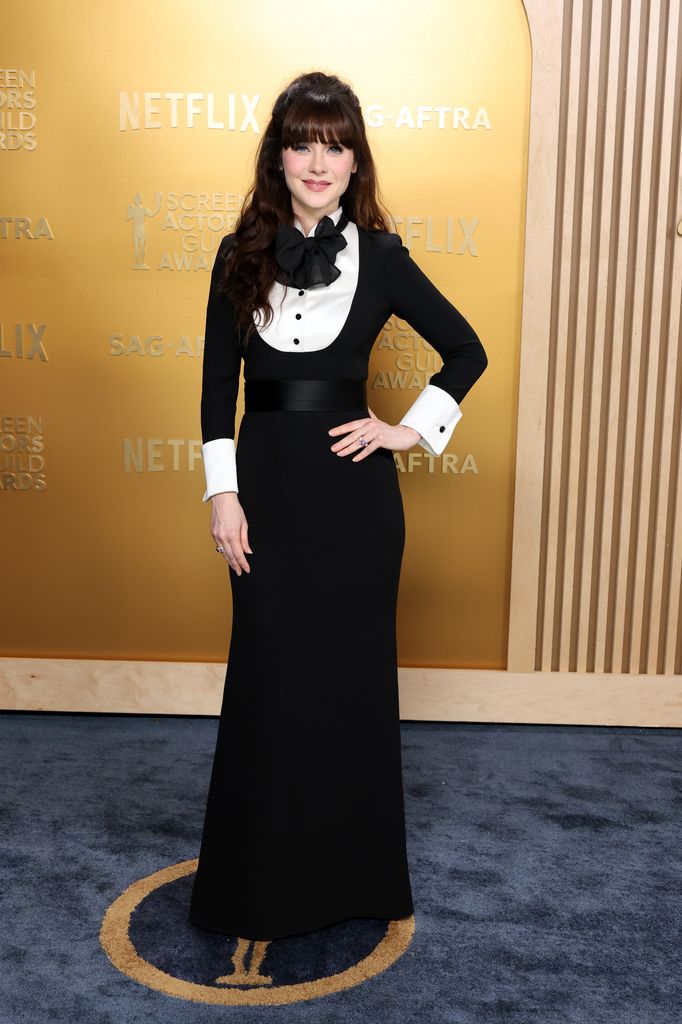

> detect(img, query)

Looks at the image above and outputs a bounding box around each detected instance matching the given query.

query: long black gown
[188,221,487,940]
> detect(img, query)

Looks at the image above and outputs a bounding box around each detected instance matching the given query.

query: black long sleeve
[200,233,241,445]
[383,234,487,455]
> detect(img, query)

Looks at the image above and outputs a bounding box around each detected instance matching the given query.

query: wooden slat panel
[610,0,651,671]
[558,0,601,672]
[592,0,636,672]
[576,0,617,672]
[642,0,682,672]
[511,0,682,678]
[565,0,607,672]
[536,0,576,671]
[626,0,667,672]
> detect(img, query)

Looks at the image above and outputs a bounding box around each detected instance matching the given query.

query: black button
[298,290,304,296]
[295,313,302,320]
[439,425,445,432]
[293,338,300,345]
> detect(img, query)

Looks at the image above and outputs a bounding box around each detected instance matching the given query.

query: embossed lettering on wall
[0,324,49,361]
[0,416,46,492]
[0,217,53,240]
[123,439,202,474]
[109,334,204,358]
[125,192,243,271]
[0,68,37,151]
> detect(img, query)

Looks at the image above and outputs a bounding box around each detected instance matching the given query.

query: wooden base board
[0,658,680,726]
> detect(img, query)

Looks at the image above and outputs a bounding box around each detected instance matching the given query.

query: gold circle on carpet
[99,858,415,1005]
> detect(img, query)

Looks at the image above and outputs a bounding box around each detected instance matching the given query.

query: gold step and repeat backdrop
[1,0,529,667]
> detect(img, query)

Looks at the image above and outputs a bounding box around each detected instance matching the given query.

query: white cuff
[201,438,238,501]
[398,384,462,456]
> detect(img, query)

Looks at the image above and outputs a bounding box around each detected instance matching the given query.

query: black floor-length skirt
[188,386,414,940]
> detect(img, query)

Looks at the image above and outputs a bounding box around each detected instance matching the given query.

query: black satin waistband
[244,378,367,412]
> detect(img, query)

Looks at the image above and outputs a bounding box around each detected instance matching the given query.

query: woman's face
[281,140,357,224]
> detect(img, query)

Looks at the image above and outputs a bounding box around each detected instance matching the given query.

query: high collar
[293,205,344,238]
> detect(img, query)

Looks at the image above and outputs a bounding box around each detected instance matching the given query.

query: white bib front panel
[252,220,359,353]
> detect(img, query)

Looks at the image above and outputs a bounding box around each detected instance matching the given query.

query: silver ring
[358,436,369,447]
[215,545,225,554]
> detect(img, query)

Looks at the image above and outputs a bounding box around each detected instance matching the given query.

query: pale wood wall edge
[0,658,680,726]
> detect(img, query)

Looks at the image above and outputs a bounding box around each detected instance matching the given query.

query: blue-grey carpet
[0,713,680,1023]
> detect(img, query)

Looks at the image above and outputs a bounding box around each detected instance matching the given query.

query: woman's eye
[292,143,344,153]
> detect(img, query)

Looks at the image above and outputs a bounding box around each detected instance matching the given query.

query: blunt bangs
[280,97,357,150]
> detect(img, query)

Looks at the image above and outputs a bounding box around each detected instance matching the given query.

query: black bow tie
[274,210,349,289]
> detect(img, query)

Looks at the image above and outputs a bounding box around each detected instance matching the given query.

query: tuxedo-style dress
[188,206,487,940]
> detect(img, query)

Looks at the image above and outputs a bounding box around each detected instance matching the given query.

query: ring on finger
[357,435,370,448]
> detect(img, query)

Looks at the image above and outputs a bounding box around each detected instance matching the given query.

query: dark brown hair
[218,70,393,348]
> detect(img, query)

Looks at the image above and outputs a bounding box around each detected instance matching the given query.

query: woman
[189,70,487,941]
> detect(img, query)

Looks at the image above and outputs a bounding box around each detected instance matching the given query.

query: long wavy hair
[218,71,393,348]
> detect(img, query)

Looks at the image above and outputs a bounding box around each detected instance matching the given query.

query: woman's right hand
[210,492,252,575]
